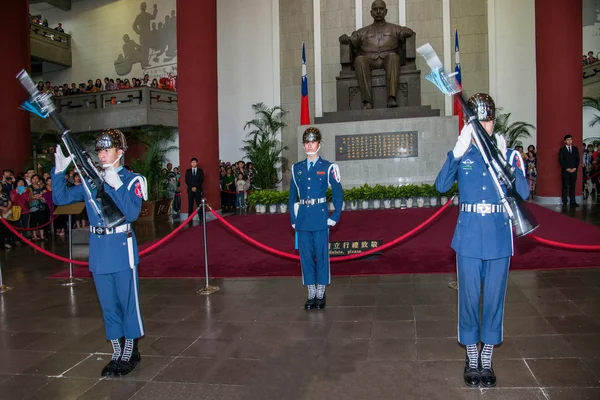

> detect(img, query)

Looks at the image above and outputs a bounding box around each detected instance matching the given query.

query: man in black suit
[185,157,204,220]
[558,134,580,208]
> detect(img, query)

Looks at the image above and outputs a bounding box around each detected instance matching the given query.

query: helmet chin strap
[102,153,123,169]
[305,143,321,156]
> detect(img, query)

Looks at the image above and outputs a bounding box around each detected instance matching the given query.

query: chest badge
[461,159,474,170]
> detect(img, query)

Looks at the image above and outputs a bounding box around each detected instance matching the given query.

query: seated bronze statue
[339,0,414,109]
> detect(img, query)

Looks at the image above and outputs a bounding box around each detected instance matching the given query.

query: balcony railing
[30,87,178,133]
[30,22,72,66]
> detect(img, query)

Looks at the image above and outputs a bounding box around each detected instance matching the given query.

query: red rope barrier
[207,198,454,262]
[0,218,88,265]
[221,189,240,194]
[139,208,199,256]
[0,207,200,264]
[528,235,600,251]
[13,215,59,231]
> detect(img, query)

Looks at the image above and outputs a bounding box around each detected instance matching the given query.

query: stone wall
[297,116,458,187]
[406,0,445,115]
[450,0,489,98]
[322,0,355,113]
[279,0,314,185]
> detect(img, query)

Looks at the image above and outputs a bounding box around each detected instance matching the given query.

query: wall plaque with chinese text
[328,240,383,256]
[334,131,418,161]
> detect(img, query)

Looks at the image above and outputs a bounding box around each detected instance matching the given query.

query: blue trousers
[298,229,330,286]
[93,266,145,340]
[456,255,510,346]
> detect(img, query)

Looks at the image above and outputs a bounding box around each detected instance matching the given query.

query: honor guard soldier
[51,129,147,377]
[435,94,529,388]
[289,127,343,309]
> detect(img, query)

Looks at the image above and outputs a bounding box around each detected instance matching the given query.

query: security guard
[51,129,147,377]
[289,127,343,309]
[435,94,529,388]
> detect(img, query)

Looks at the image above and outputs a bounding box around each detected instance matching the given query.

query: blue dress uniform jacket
[51,167,143,274]
[288,157,343,286]
[288,158,343,231]
[435,145,529,259]
[435,141,529,345]
[51,166,145,340]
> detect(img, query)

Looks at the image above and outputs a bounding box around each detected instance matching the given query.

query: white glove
[327,218,336,227]
[54,145,73,173]
[452,123,474,159]
[103,167,123,190]
[496,134,507,159]
[292,224,295,230]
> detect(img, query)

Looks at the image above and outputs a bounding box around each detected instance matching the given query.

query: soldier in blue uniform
[289,127,343,309]
[435,94,529,388]
[52,129,147,377]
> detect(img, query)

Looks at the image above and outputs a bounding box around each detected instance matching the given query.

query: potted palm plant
[383,185,394,209]
[371,184,384,209]
[404,184,417,208]
[128,125,178,220]
[391,186,402,208]
[345,187,358,210]
[359,184,371,210]
[279,190,289,213]
[241,103,288,190]
[421,183,438,207]
[493,108,535,148]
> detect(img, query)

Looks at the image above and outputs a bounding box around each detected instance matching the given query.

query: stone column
[1,1,31,172]
[176,0,219,213]
[534,0,582,203]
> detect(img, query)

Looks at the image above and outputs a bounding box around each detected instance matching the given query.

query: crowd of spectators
[583,143,599,199]
[29,14,67,43]
[583,51,598,66]
[219,161,255,211]
[0,167,86,250]
[38,74,177,98]
[515,145,537,199]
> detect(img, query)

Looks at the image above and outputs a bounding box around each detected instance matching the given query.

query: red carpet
[50,203,600,279]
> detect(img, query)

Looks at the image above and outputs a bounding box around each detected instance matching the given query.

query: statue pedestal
[297,116,457,187]
[315,105,440,124]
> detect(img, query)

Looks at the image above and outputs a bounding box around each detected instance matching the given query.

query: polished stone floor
[0,199,599,399]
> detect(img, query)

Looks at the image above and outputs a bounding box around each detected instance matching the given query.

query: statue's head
[140,2,147,11]
[123,34,130,42]
[371,0,387,22]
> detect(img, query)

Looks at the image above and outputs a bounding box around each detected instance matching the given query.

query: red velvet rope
[12,215,59,231]
[221,189,241,194]
[528,235,600,251]
[207,198,454,262]
[0,207,200,265]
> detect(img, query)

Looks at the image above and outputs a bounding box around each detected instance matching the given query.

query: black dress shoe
[463,357,480,387]
[315,295,326,309]
[480,365,496,387]
[116,339,141,377]
[101,359,120,377]
[570,202,580,207]
[304,298,316,310]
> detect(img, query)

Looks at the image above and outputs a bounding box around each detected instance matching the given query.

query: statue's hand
[339,34,351,44]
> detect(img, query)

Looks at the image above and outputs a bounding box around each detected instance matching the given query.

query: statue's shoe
[363,101,373,110]
[387,97,398,108]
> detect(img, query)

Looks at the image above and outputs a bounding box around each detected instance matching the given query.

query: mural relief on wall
[584,0,600,58]
[114,2,177,78]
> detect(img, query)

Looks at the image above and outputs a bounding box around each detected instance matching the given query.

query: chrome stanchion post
[61,214,83,286]
[197,199,219,295]
[0,254,13,294]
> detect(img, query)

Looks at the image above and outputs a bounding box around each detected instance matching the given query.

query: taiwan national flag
[300,42,310,125]
[454,29,464,133]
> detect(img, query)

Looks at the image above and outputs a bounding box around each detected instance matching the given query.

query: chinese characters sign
[335,131,418,161]
[328,240,383,256]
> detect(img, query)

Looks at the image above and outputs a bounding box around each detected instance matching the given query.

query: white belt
[299,197,327,206]
[90,224,131,235]
[460,203,504,215]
